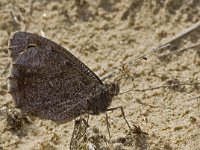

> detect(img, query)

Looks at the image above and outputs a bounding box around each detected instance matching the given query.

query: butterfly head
[106,82,120,96]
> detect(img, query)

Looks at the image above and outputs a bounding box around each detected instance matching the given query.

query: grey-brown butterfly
[8,31,120,123]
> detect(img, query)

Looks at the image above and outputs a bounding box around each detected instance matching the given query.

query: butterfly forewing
[8,31,105,122]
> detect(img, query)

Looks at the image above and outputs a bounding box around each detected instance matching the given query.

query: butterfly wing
[8,31,104,122]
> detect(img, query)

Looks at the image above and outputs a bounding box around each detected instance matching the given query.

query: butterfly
[8,31,119,123]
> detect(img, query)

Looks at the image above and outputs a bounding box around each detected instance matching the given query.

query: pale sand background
[0,0,200,149]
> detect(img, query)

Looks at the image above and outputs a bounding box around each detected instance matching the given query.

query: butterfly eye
[108,82,120,96]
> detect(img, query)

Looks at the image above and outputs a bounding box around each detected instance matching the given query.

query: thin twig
[159,43,200,58]
[101,21,200,81]
[154,20,200,52]
[133,20,200,60]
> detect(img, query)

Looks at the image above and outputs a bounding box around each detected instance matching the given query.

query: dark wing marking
[8,31,103,122]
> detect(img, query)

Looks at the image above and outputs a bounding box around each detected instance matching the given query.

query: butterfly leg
[106,106,131,128]
[106,106,147,135]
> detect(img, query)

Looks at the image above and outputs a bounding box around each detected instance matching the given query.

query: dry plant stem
[133,20,200,61]
[70,121,78,150]
[102,21,200,82]
[154,20,200,52]
[69,118,89,150]
[159,43,200,58]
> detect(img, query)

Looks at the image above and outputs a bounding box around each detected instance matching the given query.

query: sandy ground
[0,0,200,149]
